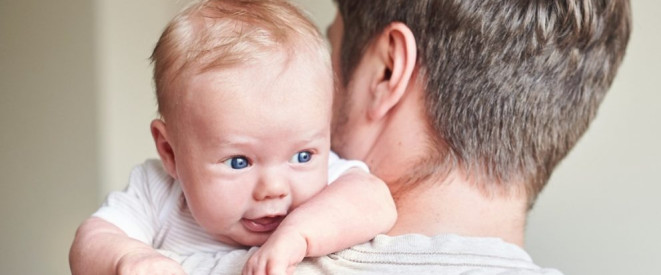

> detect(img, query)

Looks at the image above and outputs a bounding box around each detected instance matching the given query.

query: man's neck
[386,173,527,247]
[359,83,527,247]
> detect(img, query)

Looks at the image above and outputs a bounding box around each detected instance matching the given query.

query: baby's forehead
[172,52,333,117]
[177,60,333,135]
[198,49,331,94]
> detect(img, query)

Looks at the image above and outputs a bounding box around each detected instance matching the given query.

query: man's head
[331,0,631,207]
[149,0,333,246]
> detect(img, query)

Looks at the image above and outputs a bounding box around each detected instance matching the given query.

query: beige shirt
[164,234,563,275]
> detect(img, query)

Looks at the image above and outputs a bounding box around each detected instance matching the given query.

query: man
[293,0,631,274]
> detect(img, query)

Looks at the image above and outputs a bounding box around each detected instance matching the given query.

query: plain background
[0,0,658,274]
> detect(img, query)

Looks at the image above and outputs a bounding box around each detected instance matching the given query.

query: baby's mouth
[241,216,285,233]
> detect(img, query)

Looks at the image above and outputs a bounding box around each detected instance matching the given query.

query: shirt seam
[341,247,535,266]
[332,257,539,271]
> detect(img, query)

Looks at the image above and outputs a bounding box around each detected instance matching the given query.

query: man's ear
[368,22,417,120]
[150,119,178,179]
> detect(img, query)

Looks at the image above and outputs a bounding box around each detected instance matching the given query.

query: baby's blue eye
[291,151,312,164]
[224,156,250,169]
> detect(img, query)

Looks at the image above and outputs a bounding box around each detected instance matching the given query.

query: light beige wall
[0,1,97,274]
[291,0,335,30]
[96,0,188,197]
[0,0,186,274]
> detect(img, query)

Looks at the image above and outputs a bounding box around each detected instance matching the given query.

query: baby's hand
[116,248,186,275]
[242,226,308,275]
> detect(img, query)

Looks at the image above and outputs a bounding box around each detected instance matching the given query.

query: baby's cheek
[292,181,326,208]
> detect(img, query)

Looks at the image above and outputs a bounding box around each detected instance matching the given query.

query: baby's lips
[241,215,285,233]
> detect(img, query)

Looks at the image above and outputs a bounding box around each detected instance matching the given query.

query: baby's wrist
[271,225,309,254]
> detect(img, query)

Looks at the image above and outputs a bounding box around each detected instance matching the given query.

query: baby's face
[167,51,333,246]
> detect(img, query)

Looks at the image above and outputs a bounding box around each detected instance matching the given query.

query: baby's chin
[239,234,272,248]
[215,230,272,248]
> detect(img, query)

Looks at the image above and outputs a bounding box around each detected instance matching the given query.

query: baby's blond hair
[151,0,330,117]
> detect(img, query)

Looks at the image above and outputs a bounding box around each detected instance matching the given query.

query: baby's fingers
[264,259,290,275]
[242,252,266,275]
[242,252,290,275]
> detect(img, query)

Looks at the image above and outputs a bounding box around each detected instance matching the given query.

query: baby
[69,0,396,274]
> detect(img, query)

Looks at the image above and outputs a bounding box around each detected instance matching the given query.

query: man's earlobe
[150,119,178,179]
[369,22,417,120]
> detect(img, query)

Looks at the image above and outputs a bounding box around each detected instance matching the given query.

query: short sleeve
[327,151,370,183]
[92,159,178,244]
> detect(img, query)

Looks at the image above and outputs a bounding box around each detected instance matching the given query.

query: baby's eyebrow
[212,136,254,147]
[294,130,329,146]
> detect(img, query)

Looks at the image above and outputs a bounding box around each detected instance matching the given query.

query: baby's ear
[150,119,178,179]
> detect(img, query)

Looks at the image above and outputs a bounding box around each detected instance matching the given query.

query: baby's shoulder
[128,158,177,193]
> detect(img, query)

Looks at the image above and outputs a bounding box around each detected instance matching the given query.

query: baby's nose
[253,171,289,201]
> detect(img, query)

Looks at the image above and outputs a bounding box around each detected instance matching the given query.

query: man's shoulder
[296,234,563,275]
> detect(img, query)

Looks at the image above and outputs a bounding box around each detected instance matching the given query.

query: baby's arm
[70,161,187,275]
[70,217,186,275]
[243,168,397,275]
